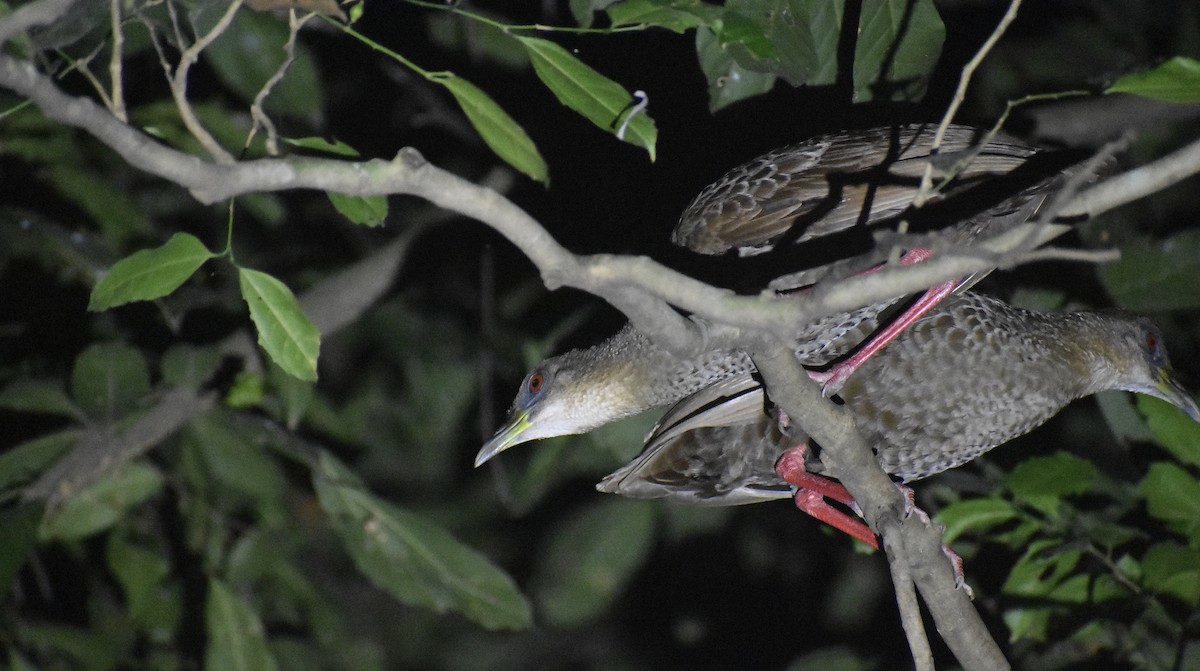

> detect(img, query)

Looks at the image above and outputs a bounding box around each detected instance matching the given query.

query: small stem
[402,0,648,34]
[916,0,1023,206]
[171,0,242,164]
[108,0,126,122]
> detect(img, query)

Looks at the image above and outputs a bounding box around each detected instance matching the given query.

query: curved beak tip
[1157,371,1200,423]
[474,411,532,467]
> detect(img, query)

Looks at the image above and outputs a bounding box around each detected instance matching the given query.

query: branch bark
[4,1,1200,667]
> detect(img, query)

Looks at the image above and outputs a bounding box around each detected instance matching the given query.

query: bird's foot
[943,546,973,599]
[897,483,973,598]
[775,445,877,549]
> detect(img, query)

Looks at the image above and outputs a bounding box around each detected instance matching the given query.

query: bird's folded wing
[598,374,793,505]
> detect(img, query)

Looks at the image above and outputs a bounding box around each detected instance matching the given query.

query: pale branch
[247,8,314,155]
[22,387,219,507]
[7,29,1182,355]
[2,2,1198,664]
[108,0,126,122]
[916,0,1023,206]
[748,338,1010,671]
[1072,131,1200,219]
[891,561,935,671]
[169,0,242,163]
[0,28,1194,364]
[0,0,75,45]
[24,226,424,507]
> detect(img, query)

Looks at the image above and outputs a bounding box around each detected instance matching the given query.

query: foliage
[1,1,1199,670]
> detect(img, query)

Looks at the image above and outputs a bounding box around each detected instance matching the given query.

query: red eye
[1146,331,1159,351]
[527,372,544,394]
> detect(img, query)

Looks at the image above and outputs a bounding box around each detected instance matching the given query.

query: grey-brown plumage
[596,293,1200,503]
[475,307,892,465]
[476,125,1112,469]
[673,124,1066,257]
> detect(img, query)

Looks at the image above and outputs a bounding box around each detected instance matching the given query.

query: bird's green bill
[1156,368,1200,422]
[475,409,532,467]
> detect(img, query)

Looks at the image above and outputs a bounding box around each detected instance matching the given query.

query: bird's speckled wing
[672,124,1040,255]
[835,293,1078,481]
[597,374,793,504]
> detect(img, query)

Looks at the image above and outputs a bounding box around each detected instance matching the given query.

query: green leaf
[314,453,532,630]
[69,342,151,419]
[1140,462,1200,543]
[1003,539,1086,641]
[89,233,215,311]
[205,578,280,671]
[433,73,549,184]
[533,498,657,627]
[571,0,622,27]
[935,497,1019,544]
[207,10,324,126]
[19,624,128,671]
[1098,230,1200,310]
[719,9,776,60]
[608,0,710,32]
[327,192,389,227]
[426,12,530,69]
[48,165,152,247]
[0,504,44,601]
[40,462,164,541]
[0,431,76,494]
[187,411,287,524]
[854,0,944,102]
[8,650,39,671]
[696,27,777,112]
[1005,453,1098,516]
[161,344,223,391]
[226,371,266,409]
[269,362,315,431]
[283,135,361,157]
[107,535,177,632]
[516,36,657,160]
[0,378,83,419]
[1141,542,1200,604]
[238,268,321,381]
[723,0,842,87]
[1139,395,1200,468]
[1107,56,1200,102]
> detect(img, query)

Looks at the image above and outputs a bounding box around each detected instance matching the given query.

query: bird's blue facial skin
[517,370,546,411]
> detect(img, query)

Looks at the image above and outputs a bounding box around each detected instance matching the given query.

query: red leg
[775,446,972,593]
[811,247,961,396]
[775,445,878,549]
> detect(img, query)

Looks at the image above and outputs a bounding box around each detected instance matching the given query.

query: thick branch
[749,339,1010,671]
[2,37,1197,354]
[3,3,1199,664]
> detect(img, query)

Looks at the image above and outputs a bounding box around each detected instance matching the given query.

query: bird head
[1107,319,1200,422]
[475,346,647,467]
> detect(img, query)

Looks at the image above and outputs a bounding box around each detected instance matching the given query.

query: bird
[594,292,1200,520]
[672,123,1085,258]
[669,123,1100,394]
[479,292,1199,547]
[478,124,1098,464]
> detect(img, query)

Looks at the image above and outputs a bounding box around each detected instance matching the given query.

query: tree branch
[4,2,1199,665]
[748,338,1010,670]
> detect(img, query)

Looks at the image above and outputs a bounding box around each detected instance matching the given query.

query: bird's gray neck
[558,324,752,418]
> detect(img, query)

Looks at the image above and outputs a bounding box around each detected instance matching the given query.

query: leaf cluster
[0,1,1199,670]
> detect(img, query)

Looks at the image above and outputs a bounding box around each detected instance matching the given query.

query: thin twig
[1016,246,1120,265]
[247,9,314,155]
[108,0,126,122]
[170,0,243,163]
[890,555,935,671]
[916,0,1023,206]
